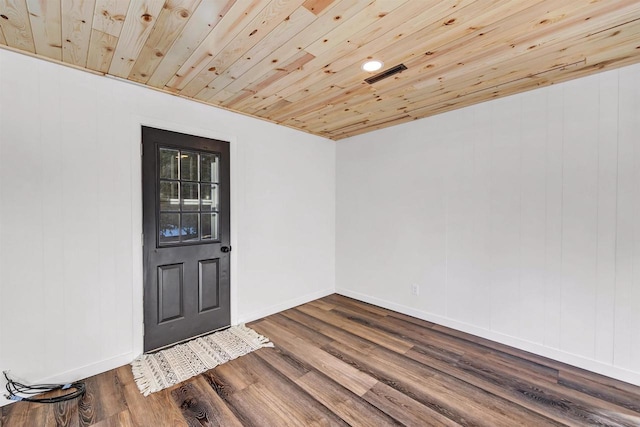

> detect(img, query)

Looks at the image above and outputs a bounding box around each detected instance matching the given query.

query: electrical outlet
[411,283,419,296]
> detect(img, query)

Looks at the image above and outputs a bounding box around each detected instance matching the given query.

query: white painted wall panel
[489,96,522,338]
[444,109,477,325]
[468,105,493,331]
[614,65,640,373]
[519,89,547,345]
[594,72,619,365]
[1,57,47,382]
[560,77,599,359]
[336,63,640,385]
[543,85,564,350]
[0,49,335,406]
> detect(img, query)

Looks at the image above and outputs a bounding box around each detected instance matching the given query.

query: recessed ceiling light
[362,60,383,72]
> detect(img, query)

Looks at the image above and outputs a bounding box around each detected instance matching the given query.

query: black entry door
[142,126,230,351]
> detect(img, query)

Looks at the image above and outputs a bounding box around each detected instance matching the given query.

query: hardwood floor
[3,294,640,426]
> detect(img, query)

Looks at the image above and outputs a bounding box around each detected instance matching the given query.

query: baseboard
[237,287,335,324]
[0,352,135,407]
[336,288,640,387]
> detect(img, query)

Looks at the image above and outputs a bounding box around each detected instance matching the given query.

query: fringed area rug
[131,324,273,396]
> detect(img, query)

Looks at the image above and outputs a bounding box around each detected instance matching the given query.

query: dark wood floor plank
[325,340,564,427]
[324,294,394,317]
[363,382,462,427]
[48,399,79,427]
[223,383,297,427]
[227,381,341,427]
[252,318,378,396]
[219,353,349,427]
[252,345,310,381]
[385,308,437,329]
[3,294,640,427]
[384,315,559,384]
[296,303,414,353]
[405,346,637,427]
[171,377,242,427]
[331,304,393,327]
[558,370,640,413]
[282,308,379,354]
[559,368,640,396]
[454,355,640,427]
[1,400,49,427]
[79,370,128,426]
[266,311,335,348]
[253,342,397,425]
[430,323,598,379]
[82,410,135,427]
[385,315,559,385]
[384,315,494,358]
[295,371,402,426]
[306,298,337,311]
[117,365,185,427]
[202,351,262,395]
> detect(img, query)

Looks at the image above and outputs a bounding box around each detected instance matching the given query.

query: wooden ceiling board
[178,0,310,98]
[370,11,640,113]
[205,0,373,106]
[229,0,414,108]
[144,0,236,87]
[0,0,35,53]
[284,1,640,136]
[85,0,129,72]
[107,0,165,77]
[1,0,639,140]
[61,0,96,66]
[266,0,591,124]
[27,0,62,59]
[91,0,129,36]
[128,0,201,83]
[240,0,525,119]
[162,0,266,92]
[192,5,317,103]
[86,28,116,71]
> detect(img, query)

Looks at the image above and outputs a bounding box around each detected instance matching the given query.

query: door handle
[221,246,232,253]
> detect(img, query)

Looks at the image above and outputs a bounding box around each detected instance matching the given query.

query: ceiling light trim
[362,60,384,72]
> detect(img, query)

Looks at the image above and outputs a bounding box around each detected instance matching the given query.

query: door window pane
[182,213,199,241]
[160,181,179,211]
[159,213,180,244]
[181,183,199,211]
[201,184,218,212]
[160,149,179,179]
[181,152,199,181]
[158,147,221,245]
[201,213,218,240]
[201,154,219,183]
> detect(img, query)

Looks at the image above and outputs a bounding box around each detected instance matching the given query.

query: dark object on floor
[4,371,85,404]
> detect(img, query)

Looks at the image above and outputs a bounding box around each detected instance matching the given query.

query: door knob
[221,246,232,253]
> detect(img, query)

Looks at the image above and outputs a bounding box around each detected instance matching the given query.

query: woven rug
[131,324,273,396]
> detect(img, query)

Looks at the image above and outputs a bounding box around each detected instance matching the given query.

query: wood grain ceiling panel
[0,0,639,140]
[0,0,35,53]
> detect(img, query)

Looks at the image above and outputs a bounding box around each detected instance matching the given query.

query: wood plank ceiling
[1,0,639,140]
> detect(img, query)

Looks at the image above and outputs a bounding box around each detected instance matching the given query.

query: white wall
[0,49,335,405]
[336,63,640,386]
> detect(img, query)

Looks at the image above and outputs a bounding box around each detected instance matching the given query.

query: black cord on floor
[4,371,85,403]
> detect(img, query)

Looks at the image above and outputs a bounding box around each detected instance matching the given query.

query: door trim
[131,116,238,357]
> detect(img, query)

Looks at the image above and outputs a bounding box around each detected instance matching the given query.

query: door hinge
[141,233,144,246]
[140,143,143,156]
